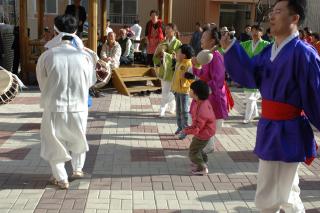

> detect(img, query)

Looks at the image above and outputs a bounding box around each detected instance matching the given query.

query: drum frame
[0,71,19,105]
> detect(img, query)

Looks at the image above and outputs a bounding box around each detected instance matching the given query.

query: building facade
[3,0,319,40]
[304,0,320,33]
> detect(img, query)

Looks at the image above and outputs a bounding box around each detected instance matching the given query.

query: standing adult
[239,25,252,42]
[191,28,228,153]
[36,15,96,189]
[11,26,20,75]
[221,0,319,211]
[130,19,142,51]
[106,19,113,35]
[190,22,203,55]
[262,28,273,42]
[65,0,87,38]
[145,10,165,66]
[153,23,182,117]
[240,25,270,124]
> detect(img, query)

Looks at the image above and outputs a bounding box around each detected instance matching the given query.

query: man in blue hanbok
[221,0,319,212]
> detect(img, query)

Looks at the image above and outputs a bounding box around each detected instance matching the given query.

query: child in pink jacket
[182,80,216,175]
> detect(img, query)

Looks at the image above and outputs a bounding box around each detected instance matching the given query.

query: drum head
[0,70,12,93]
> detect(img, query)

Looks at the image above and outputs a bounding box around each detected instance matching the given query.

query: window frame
[33,0,58,15]
[108,0,138,25]
[44,0,58,15]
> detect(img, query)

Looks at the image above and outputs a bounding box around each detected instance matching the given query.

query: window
[45,0,57,14]
[109,0,137,25]
[0,0,16,24]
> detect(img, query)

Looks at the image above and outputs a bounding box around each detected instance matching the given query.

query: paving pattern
[0,87,319,213]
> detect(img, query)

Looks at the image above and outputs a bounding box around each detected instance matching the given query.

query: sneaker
[71,171,84,179]
[190,162,198,168]
[189,163,198,172]
[191,167,209,176]
[243,119,249,124]
[174,129,182,135]
[178,132,187,140]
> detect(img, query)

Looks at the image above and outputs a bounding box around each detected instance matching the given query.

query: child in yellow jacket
[171,44,195,139]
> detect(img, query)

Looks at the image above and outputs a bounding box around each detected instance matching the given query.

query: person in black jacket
[11,26,20,75]
[239,25,252,42]
[65,0,86,37]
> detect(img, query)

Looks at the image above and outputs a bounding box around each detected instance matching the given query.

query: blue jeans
[175,93,189,130]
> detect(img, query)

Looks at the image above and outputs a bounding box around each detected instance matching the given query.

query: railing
[27,38,89,64]
[109,13,137,25]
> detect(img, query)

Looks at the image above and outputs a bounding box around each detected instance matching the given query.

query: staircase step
[127,86,161,93]
[122,76,159,82]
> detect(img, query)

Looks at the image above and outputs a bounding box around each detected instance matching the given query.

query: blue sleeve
[224,42,261,89]
[298,49,320,131]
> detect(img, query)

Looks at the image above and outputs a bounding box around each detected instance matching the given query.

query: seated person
[41,27,53,43]
[118,29,134,65]
[92,31,121,94]
[100,32,121,69]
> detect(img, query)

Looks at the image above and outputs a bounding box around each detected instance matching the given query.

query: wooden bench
[112,66,161,96]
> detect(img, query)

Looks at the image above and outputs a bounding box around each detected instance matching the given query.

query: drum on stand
[94,59,112,89]
[0,67,19,104]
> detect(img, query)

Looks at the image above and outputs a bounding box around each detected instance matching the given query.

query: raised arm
[225,41,262,88]
[221,34,260,89]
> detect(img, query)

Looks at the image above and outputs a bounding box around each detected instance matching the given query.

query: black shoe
[138,91,146,96]
[155,89,162,94]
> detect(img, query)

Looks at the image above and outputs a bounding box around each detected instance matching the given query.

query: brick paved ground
[0,87,319,213]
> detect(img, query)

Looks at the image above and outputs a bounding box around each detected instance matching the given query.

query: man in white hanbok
[36,15,96,189]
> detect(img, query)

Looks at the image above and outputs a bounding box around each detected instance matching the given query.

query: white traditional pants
[40,110,89,180]
[244,91,261,121]
[50,152,86,181]
[203,119,223,153]
[255,160,305,213]
[159,80,175,116]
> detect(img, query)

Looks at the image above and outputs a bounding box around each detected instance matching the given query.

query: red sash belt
[262,99,302,120]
